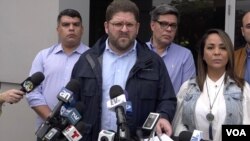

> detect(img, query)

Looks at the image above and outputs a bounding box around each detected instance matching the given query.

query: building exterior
[0,0,248,141]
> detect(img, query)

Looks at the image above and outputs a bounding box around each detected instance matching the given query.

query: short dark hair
[105,0,139,22]
[150,4,179,22]
[57,9,82,23]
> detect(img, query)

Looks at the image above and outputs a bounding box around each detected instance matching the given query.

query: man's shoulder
[234,46,246,57]
[38,44,59,54]
[171,43,192,53]
[234,46,246,53]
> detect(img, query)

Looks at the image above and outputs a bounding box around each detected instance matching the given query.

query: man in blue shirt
[71,0,176,140]
[147,4,196,94]
[25,9,89,141]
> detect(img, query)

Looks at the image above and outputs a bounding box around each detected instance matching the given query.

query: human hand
[155,118,173,137]
[0,89,25,104]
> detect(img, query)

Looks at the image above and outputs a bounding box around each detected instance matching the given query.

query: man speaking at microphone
[71,0,176,140]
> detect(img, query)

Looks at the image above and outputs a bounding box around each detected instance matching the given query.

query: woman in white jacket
[172,28,250,141]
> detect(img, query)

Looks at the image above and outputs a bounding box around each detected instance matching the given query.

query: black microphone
[48,79,80,123]
[36,79,80,140]
[60,102,83,125]
[44,102,84,141]
[20,71,45,93]
[36,121,52,140]
[61,121,85,141]
[179,131,206,141]
[108,85,131,141]
[43,127,61,141]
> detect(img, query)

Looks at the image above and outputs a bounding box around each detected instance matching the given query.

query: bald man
[235,11,250,84]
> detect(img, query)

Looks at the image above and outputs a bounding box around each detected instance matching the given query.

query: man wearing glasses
[71,0,176,140]
[146,4,196,94]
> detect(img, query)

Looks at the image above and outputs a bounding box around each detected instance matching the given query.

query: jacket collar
[91,34,153,69]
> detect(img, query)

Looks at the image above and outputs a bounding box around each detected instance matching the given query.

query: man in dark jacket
[71,0,176,140]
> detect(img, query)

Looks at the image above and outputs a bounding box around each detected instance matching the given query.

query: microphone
[48,79,80,123]
[43,127,61,141]
[142,113,160,131]
[179,130,205,141]
[107,85,130,141]
[36,121,52,140]
[107,85,126,112]
[61,102,83,125]
[20,71,45,93]
[142,113,161,141]
[98,130,116,141]
[36,79,80,140]
[44,102,83,141]
[62,121,84,141]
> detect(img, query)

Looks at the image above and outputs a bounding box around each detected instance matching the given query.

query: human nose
[69,24,75,30]
[120,24,129,32]
[165,25,172,31]
[214,47,221,55]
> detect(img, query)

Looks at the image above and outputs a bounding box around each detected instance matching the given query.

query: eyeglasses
[109,21,137,30]
[155,20,177,30]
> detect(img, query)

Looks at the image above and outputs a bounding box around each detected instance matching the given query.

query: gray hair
[150,4,179,22]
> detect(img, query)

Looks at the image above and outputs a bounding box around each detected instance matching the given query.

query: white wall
[0,0,89,141]
[0,0,59,83]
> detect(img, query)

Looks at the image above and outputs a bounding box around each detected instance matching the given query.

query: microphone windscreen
[179,131,192,141]
[30,72,45,85]
[109,85,124,99]
[65,79,80,94]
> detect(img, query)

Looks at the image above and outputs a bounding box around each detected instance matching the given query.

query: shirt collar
[53,43,85,54]
[206,72,225,86]
[148,38,171,57]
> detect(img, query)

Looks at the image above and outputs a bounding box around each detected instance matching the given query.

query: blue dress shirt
[244,47,250,84]
[146,41,196,94]
[26,43,89,129]
[101,39,136,131]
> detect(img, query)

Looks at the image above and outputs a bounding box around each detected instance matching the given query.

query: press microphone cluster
[36,79,82,141]
[43,102,83,141]
[21,71,45,93]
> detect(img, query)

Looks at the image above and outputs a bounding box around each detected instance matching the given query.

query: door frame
[225,0,236,45]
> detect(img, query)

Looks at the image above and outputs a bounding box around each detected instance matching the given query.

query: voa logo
[226,129,246,136]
